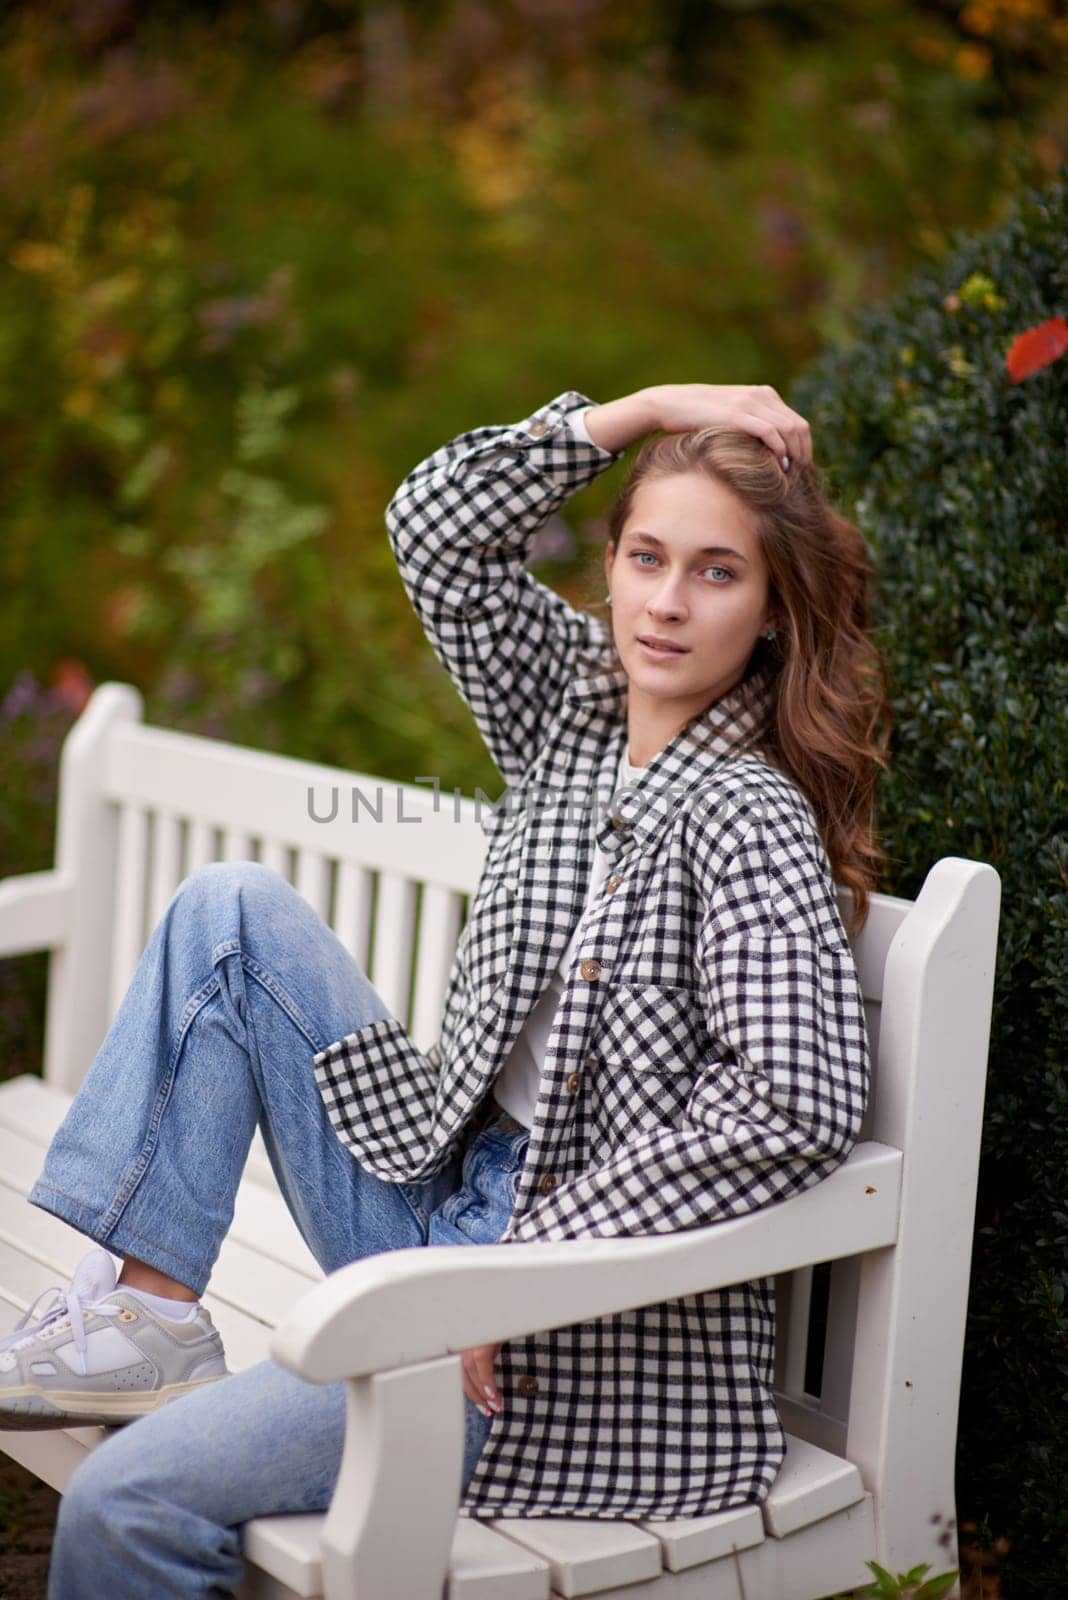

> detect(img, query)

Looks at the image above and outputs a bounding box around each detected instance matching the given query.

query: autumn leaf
[49,659,95,714]
[1005,316,1068,382]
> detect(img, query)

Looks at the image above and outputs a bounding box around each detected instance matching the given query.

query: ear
[763,590,784,636]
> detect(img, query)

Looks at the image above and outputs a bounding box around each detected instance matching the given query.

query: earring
[605,594,613,607]
[764,628,776,640]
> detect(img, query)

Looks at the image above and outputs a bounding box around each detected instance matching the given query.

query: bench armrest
[0,871,74,958]
[272,1141,901,1384]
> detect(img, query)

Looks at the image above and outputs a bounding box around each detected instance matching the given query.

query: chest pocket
[588,983,702,1154]
[595,982,703,1073]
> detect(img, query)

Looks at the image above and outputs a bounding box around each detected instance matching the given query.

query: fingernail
[483,1384,497,1403]
[781,455,790,471]
[480,1403,494,1418]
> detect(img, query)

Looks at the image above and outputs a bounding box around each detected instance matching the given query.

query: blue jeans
[27,861,530,1600]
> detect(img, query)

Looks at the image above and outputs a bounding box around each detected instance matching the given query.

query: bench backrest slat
[334,859,375,972]
[409,883,466,1054]
[149,808,186,928]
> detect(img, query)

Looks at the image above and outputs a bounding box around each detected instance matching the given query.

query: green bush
[2,0,1065,790]
[792,170,1068,1600]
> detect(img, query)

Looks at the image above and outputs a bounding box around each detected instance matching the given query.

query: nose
[646,572,687,620]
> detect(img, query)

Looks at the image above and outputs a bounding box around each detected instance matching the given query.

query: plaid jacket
[312,390,871,1520]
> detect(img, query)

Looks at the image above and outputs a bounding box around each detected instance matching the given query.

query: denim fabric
[27,862,529,1600]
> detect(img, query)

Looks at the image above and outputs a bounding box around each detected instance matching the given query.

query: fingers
[649,382,813,467]
[461,1343,503,1417]
[645,382,812,467]
[737,408,791,469]
[745,387,813,470]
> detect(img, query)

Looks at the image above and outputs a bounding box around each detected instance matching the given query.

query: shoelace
[0,1283,122,1376]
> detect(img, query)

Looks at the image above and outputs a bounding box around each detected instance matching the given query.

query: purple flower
[527,515,576,565]
[2,672,41,721]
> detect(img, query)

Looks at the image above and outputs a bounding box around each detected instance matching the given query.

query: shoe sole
[0,1375,229,1430]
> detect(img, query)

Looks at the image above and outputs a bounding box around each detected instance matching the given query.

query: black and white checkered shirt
[313,391,871,1520]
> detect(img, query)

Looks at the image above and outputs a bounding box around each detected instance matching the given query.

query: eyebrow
[622,530,750,564]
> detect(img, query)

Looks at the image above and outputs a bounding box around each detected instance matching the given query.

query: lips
[637,636,689,654]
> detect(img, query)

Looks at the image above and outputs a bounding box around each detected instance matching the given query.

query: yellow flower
[9,241,63,276]
[954,41,993,77]
[960,3,997,37]
[63,389,100,420]
[940,345,974,377]
[959,272,1005,311]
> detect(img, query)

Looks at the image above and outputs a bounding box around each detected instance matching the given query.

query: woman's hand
[461,1341,503,1418]
[583,383,812,469]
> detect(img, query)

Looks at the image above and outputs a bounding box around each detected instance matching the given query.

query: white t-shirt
[565,404,598,448]
[492,731,644,1128]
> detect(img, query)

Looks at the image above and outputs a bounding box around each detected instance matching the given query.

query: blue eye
[628,552,733,582]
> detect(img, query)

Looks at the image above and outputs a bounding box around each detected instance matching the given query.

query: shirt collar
[563,651,776,859]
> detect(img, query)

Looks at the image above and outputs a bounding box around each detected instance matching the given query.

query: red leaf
[50,659,95,714]
[1005,316,1068,382]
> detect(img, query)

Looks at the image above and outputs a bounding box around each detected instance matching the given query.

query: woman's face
[604,470,775,731]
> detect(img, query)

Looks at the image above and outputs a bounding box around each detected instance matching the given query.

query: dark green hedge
[792,171,1068,1599]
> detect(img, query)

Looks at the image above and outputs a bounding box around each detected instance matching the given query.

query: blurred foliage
[0,5,1066,1592]
[1,0,1066,793]
[794,172,1068,1600]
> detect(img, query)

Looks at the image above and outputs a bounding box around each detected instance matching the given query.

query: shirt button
[565,1071,581,1094]
[606,875,623,893]
[538,1173,557,1195]
[579,958,602,981]
[517,1374,539,1397]
[528,419,551,438]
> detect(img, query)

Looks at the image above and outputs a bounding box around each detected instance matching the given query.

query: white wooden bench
[0,681,1002,1600]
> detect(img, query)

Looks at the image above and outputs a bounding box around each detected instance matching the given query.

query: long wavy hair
[596,428,892,936]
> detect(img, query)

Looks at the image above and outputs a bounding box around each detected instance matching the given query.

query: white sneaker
[0,1248,229,1429]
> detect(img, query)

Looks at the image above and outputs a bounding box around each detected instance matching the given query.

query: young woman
[2,384,886,1598]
